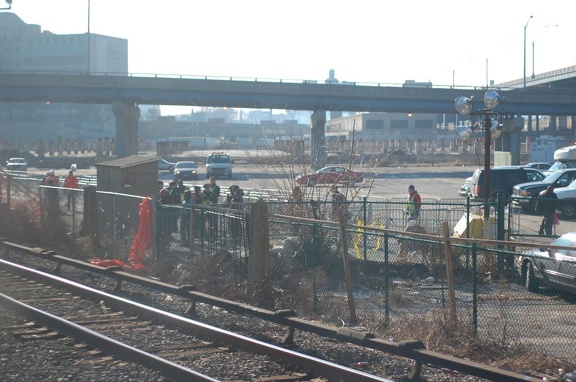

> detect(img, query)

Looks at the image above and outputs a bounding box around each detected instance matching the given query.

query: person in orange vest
[42,169,60,216]
[63,170,79,210]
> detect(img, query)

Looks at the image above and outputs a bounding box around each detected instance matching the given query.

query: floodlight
[484,90,502,110]
[457,126,473,141]
[490,119,503,138]
[454,96,473,115]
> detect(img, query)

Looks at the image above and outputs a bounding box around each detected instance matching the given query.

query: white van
[205,152,233,179]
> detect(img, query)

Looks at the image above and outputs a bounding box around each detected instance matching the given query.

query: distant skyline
[5,0,575,115]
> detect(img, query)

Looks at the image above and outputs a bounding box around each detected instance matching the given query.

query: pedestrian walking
[553,209,560,236]
[201,183,218,237]
[42,169,60,217]
[536,184,558,236]
[63,170,79,210]
[209,176,221,203]
[406,185,421,221]
[331,185,349,221]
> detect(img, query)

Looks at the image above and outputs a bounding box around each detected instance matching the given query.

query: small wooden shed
[95,155,158,197]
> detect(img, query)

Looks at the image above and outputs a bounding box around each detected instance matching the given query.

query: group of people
[156,176,245,250]
[41,169,79,214]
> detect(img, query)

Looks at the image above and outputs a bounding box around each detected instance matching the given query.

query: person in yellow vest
[406,185,421,220]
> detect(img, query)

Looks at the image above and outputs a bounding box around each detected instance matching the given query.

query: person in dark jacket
[536,184,558,236]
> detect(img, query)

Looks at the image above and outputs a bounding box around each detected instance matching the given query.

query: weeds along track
[0,241,541,382]
[0,259,393,382]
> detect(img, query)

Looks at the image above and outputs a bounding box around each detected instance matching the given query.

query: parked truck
[543,144,576,176]
[529,135,566,163]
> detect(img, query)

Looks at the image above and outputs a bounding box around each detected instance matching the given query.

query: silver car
[458,177,472,197]
[158,158,175,172]
[6,157,28,171]
[516,232,576,295]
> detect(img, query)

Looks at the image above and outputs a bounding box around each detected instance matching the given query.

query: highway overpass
[1,71,575,160]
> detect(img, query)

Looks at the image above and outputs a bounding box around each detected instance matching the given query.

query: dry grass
[361,309,576,380]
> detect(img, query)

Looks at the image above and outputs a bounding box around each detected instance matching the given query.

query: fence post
[442,222,457,328]
[363,197,367,260]
[83,185,99,247]
[472,242,478,334]
[339,209,356,324]
[312,221,319,312]
[383,232,390,327]
[247,200,272,307]
[497,192,505,274]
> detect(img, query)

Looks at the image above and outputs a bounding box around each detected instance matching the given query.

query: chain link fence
[4,174,576,361]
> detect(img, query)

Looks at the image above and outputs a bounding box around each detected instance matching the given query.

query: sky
[6,0,576,115]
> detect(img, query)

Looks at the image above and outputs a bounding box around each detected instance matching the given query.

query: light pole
[0,0,12,10]
[523,15,533,88]
[455,91,504,218]
[87,0,91,74]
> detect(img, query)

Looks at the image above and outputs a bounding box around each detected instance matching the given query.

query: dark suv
[512,169,576,211]
[469,166,545,202]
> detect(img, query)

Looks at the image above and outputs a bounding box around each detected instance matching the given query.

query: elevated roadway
[1,70,575,161]
[1,71,576,115]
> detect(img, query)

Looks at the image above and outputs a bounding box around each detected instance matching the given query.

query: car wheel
[525,262,540,293]
[561,203,576,219]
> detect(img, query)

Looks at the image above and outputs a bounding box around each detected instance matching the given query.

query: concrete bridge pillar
[549,115,557,134]
[310,110,326,170]
[113,101,140,159]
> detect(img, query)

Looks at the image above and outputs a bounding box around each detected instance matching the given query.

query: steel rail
[0,258,393,382]
[0,240,541,382]
[0,291,219,382]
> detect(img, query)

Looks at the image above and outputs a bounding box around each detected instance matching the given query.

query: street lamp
[455,90,504,218]
[523,15,533,88]
[0,0,12,10]
[87,0,91,74]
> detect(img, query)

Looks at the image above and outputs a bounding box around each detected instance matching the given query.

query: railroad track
[0,259,393,381]
[0,240,542,382]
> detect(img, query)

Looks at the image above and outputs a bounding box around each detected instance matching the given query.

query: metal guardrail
[0,69,499,91]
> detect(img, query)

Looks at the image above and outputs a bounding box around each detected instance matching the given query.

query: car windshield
[542,171,563,184]
[552,237,572,246]
[548,161,576,172]
[567,178,576,188]
[176,162,196,168]
[208,155,230,164]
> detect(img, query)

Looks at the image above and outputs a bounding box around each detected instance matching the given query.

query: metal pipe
[87,0,91,74]
[483,113,491,218]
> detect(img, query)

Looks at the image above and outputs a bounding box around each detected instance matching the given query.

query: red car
[295,166,364,186]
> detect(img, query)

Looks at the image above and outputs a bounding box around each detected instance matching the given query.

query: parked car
[295,166,364,186]
[524,162,552,171]
[552,179,576,219]
[458,177,472,197]
[158,158,175,172]
[512,169,576,212]
[469,166,545,202]
[5,157,28,171]
[173,161,198,180]
[205,152,233,179]
[516,232,576,295]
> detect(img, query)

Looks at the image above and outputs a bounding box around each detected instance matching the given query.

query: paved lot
[156,164,477,200]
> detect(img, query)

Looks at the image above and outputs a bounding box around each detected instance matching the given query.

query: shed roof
[95,155,159,169]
